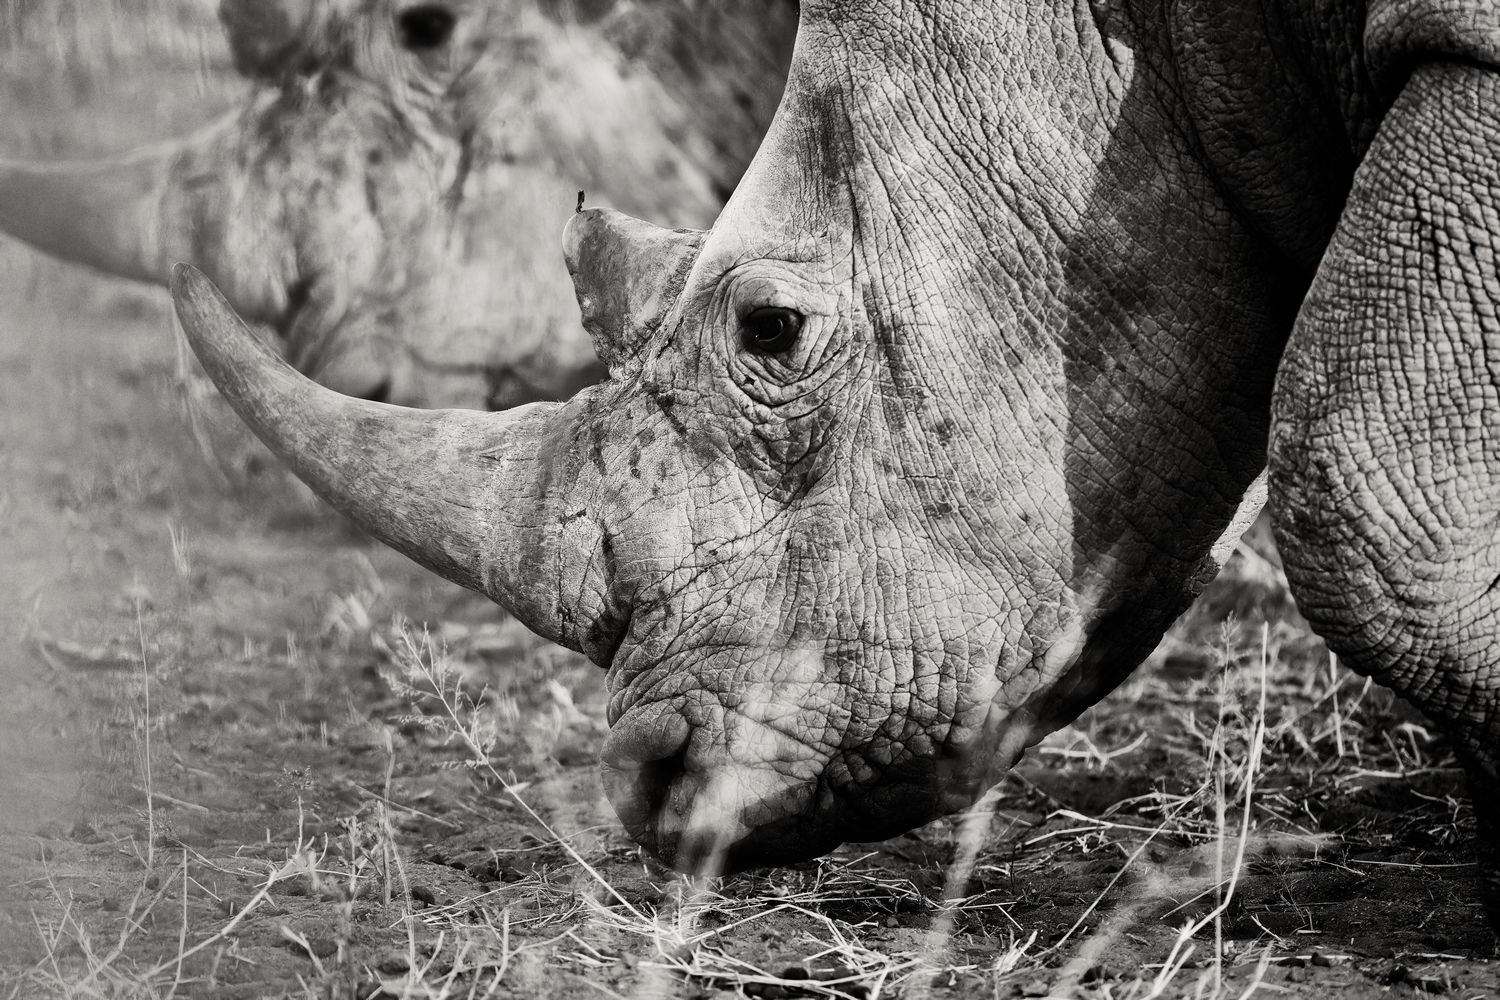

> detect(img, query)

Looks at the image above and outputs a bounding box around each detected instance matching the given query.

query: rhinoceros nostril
[600,710,695,852]
[635,744,689,829]
[396,4,457,50]
[362,378,393,404]
[601,708,692,771]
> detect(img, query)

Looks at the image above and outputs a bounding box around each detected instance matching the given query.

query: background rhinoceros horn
[169,262,569,617]
[0,145,180,285]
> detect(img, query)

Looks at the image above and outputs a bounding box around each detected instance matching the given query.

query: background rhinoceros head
[0,0,797,410]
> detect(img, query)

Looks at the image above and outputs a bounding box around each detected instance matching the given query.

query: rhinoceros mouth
[599,749,844,875]
[602,758,972,875]
[592,620,1048,869]
[598,697,821,873]
[646,811,846,876]
[597,693,988,874]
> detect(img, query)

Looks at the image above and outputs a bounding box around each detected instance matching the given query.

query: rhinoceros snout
[600,705,842,874]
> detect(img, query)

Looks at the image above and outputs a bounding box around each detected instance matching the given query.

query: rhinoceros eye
[741,307,804,355]
[397,4,457,49]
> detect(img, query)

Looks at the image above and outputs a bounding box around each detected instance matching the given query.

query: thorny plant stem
[383,729,397,916]
[1143,623,1270,1000]
[169,847,189,998]
[137,606,154,871]
[399,627,653,925]
[1329,651,1345,759]
[141,864,283,979]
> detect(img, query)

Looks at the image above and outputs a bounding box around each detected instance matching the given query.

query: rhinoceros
[0,0,796,406]
[171,0,1500,915]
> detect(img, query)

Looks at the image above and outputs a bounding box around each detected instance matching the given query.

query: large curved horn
[170,263,586,642]
[0,145,181,285]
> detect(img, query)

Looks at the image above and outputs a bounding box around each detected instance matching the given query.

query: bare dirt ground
[2,7,1497,998]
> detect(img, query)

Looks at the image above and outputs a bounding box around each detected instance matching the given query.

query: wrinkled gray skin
[174,0,1500,913]
[0,0,796,406]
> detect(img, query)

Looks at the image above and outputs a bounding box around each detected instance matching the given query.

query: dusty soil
[1,9,1497,998]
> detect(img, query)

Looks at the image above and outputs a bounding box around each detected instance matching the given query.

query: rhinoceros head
[177,0,1291,871]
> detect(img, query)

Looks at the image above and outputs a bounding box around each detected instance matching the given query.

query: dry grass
[6,510,1488,999]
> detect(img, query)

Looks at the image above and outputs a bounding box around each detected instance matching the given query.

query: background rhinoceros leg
[1268,62,1500,923]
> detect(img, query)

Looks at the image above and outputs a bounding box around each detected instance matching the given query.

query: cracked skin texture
[1269,61,1500,919]
[178,0,1500,915]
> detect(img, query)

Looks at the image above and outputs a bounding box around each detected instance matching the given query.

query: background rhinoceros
[176,0,1500,924]
[0,0,797,406]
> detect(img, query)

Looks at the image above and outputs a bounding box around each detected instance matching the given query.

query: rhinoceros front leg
[1268,61,1500,921]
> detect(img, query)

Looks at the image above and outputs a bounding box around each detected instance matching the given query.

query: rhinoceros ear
[563,207,706,369]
